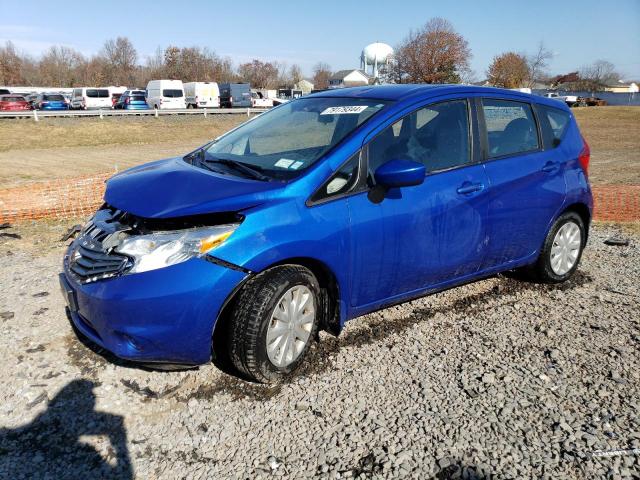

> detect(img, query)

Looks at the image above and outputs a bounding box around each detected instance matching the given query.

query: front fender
[213,196,352,324]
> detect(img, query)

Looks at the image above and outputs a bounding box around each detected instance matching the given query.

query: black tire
[523,211,586,283]
[228,265,320,383]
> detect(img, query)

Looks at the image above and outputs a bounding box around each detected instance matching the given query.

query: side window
[309,151,360,203]
[367,100,471,176]
[482,99,539,157]
[537,104,571,148]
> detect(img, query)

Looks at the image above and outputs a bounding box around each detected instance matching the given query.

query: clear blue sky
[2,0,639,79]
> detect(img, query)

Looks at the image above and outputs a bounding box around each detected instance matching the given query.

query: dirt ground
[0,115,247,187]
[0,106,638,188]
[573,107,640,185]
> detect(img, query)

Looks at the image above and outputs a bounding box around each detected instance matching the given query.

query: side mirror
[374,159,425,188]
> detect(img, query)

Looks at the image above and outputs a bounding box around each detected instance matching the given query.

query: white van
[71,87,112,110]
[184,82,220,108]
[146,80,186,109]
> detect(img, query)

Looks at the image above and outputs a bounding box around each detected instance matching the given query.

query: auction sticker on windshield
[320,106,369,115]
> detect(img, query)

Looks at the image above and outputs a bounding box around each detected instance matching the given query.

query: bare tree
[312,62,332,89]
[577,60,620,91]
[237,59,279,88]
[526,42,553,88]
[0,41,24,85]
[289,64,303,86]
[101,37,137,85]
[487,52,529,88]
[39,46,85,87]
[394,18,471,84]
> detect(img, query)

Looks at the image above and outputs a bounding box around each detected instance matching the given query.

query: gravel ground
[0,222,638,479]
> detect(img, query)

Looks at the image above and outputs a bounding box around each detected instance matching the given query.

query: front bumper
[61,256,247,365]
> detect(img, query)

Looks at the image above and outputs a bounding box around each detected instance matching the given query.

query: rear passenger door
[479,97,566,269]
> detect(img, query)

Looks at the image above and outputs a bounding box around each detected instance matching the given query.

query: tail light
[578,136,590,176]
[125,97,130,104]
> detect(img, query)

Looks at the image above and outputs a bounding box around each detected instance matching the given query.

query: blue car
[61,85,592,382]
[114,90,150,110]
[35,93,69,110]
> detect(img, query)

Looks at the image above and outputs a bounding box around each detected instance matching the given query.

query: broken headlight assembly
[115,224,239,274]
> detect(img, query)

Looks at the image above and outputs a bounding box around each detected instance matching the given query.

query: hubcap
[266,285,315,368]
[550,221,581,275]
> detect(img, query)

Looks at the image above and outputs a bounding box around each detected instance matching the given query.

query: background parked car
[111,93,123,108]
[114,90,150,110]
[34,93,69,110]
[0,88,10,95]
[71,88,111,110]
[0,94,31,111]
[146,80,186,109]
[219,83,252,108]
[184,82,220,108]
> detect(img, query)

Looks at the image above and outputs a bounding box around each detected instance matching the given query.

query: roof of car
[309,84,536,102]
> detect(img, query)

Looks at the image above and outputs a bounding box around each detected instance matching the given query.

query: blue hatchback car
[114,90,150,110]
[61,85,592,382]
[35,93,69,110]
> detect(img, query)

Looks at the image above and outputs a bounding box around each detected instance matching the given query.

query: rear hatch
[0,96,29,110]
[42,94,67,108]
[85,89,111,108]
[126,94,148,108]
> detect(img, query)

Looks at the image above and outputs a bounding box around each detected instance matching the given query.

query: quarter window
[537,104,571,148]
[482,99,539,157]
[309,151,361,203]
[368,100,471,175]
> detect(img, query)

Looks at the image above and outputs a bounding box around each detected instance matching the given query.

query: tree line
[0,18,624,91]
[0,37,334,90]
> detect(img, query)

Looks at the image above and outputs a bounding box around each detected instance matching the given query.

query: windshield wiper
[204,158,270,181]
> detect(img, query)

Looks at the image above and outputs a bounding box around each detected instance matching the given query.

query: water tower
[360,42,394,81]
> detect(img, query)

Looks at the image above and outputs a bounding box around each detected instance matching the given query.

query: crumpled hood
[104,157,284,218]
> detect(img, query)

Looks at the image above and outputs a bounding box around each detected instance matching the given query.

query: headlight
[115,224,239,274]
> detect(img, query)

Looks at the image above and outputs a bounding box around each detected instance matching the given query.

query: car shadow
[0,379,133,479]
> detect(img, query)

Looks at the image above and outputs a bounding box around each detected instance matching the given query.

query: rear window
[482,99,539,158]
[537,104,571,148]
[86,89,110,98]
[43,94,64,101]
[0,95,25,101]
[163,89,183,98]
[130,95,146,102]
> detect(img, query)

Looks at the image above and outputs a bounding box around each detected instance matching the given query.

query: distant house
[294,79,314,94]
[328,70,370,89]
[604,82,639,93]
[550,72,580,88]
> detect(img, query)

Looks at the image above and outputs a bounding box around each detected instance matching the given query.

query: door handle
[542,161,559,173]
[456,183,484,195]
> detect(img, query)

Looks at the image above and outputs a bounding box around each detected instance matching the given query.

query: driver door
[348,97,491,311]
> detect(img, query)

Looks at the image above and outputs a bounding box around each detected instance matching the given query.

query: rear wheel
[524,211,585,283]
[228,265,319,383]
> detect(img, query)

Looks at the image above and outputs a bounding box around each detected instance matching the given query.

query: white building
[327,70,370,89]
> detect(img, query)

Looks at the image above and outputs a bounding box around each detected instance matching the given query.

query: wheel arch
[561,202,591,243]
[211,256,342,372]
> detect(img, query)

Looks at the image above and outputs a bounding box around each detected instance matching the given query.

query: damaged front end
[60,205,250,366]
[65,205,243,285]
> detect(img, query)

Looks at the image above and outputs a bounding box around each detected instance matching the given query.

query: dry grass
[0,115,247,187]
[573,107,640,185]
[0,115,246,152]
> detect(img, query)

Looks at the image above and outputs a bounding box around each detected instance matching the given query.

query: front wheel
[525,211,586,283]
[228,265,319,383]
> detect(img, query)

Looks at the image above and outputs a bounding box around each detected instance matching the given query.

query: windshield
[199,97,389,180]
[43,94,64,101]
